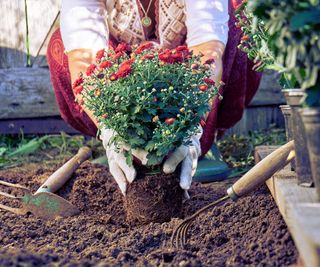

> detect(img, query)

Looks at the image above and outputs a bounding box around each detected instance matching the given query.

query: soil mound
[0,162,297,266]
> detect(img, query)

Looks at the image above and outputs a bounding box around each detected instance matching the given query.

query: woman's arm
[60,0,109,126]
[185,0,229,48]
[185,0,229,83]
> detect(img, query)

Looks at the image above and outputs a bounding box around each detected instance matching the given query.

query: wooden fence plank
[226,105,285,135]
[0,67,60,119]
[27,0,61,67]
[0,0,61,68]
[0,117,79,134]
[0,0,26,68]
[250,70,285,106]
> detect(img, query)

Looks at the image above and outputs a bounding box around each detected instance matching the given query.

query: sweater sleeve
[185,0,229,47]
[60,0,109,53]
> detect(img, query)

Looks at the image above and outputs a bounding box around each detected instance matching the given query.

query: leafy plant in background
[235,2,279,72]
[0,132,86,169]
[218,127,286,176]
[238,0,320,106]
[77,43,220,165]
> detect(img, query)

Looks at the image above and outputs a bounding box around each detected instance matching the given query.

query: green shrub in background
[236,0,320,106]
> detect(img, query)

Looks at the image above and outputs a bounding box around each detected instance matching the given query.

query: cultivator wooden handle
[36,146,92,194]
[227,140,295,200]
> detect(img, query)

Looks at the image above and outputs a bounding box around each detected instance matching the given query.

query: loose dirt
[0,161,297,266]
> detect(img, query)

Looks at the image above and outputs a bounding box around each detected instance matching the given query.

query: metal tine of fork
[0,180,30,191]
[182,221,191,248]
[0,203,26,215]
[0,191,22,199]
[171,218,191,249]
[171,195,230,248]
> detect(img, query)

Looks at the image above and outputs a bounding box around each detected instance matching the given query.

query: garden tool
[0,146,92,219]
[171,140,295,248]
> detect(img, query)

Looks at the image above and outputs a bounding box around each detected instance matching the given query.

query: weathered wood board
[227,105,284,135]
[250,70,285,106]
[255,146,320,267]
[0,67,60,119]
[0,0,61,68]
[0,117,78,134]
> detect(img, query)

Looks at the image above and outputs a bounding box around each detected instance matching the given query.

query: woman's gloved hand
[100,128,149,195]
[190,40,225,84]
[163,126,203,199]
[101,127,202,198]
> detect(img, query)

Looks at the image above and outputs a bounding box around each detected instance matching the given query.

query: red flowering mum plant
[74,42,220,167]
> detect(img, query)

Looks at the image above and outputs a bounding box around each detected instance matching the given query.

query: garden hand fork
[0,146,91,219]
[171,140,295,248]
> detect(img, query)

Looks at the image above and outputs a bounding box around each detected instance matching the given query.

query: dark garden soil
[0,161,298,266]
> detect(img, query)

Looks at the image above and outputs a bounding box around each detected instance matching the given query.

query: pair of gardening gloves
[68,40,225,197]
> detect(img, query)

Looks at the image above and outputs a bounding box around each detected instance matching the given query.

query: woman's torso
[105,0,187,48]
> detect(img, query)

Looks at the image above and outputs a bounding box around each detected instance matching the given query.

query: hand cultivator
[171,141,295,248]
[0,147,92,219]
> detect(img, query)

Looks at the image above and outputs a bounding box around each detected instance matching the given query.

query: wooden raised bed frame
[255,146,320,267]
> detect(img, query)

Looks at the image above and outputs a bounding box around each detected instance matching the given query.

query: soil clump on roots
[125,165,183,225]
[0,162,298,266]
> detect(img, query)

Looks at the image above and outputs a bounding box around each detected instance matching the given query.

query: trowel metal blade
[22,192,80,219]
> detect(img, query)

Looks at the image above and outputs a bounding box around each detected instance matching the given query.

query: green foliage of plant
[235,4,278,72]
[0,132,86,169]
[236,0,320,106]
[78,43,219,165]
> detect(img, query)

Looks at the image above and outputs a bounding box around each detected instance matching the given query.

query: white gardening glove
[100,128,149,195]
[163,127,203,199]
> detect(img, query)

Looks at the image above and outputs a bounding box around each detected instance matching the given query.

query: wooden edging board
[255,146,320,267]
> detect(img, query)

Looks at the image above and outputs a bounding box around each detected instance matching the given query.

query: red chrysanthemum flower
[115,42,132,53]
[135,42,154,54]
[171,52,184,63]
[99,60,113,69]
[241,35,250,41]
[96,49,105,61]
[123,58,135,65]
[72,77,83,89]
[203,78,215,85]
[110,51,125,61]
[86,64,96,76]
[204,58,215,64]
[109,73,118,81]
[198,84,208,91]
[158,52,175,64]
[73,85,84,95]
[141,54,154,61]
[176,45,188,52]
[116,61,132,78]
[191,63,199,70]
[165,118,175,125]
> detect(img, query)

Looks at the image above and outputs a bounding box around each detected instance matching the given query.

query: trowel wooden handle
[227,141,295,200]
[36,146,92,194]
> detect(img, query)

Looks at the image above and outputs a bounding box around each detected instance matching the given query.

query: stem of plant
[24,0,32,67]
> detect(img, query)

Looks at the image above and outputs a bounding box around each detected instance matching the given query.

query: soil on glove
[125,165,183,225]
[0,161,298,266]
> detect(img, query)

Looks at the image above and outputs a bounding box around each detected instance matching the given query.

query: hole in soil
[162,253,174,263]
